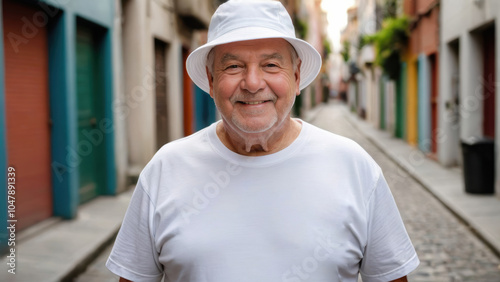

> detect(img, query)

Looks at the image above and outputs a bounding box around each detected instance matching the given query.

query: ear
[206,66,215,98]
[295,59,302,96]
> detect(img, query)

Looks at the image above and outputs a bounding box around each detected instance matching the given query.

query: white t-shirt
[106,120,419,282]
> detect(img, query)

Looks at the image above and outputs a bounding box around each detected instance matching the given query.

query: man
[106,1,419,281]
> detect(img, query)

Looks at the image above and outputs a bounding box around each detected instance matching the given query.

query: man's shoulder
[138,124,216,183]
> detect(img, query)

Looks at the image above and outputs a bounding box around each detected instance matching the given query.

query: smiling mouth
[238,100,271,105]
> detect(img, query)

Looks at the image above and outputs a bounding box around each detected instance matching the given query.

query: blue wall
[43,0,116,216]
[101,29,117,195]
[48,12,79,218]
[195,86,217,131]
[418,54,431,153]
[43,0,115,27]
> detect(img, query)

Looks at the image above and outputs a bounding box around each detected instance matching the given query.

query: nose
[240,65,265,94]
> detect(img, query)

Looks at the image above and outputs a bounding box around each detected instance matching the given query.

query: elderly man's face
[207,38,300,134]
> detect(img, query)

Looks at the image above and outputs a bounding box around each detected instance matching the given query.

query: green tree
[363,15,409,79]
[323,39,332,58]
[294,18,308,39]
[341,41,350,62]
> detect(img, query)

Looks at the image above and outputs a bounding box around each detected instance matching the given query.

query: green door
[379,74,386,130]
[76,24,105,204]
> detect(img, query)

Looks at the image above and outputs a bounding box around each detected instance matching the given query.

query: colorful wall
[0,0,117,251]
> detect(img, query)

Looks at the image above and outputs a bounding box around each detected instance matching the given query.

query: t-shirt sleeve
[106,177,164,282]
[359,171,420,282]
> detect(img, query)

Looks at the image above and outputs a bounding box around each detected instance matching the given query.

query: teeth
[244,101,265,105]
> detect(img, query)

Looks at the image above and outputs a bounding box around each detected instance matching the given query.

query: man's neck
[216,118,302,156]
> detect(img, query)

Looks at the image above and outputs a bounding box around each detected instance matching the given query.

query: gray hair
[205,42,300,75]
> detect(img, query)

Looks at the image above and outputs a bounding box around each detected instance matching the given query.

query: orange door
[183,47,194,136]
[3,0,52,230]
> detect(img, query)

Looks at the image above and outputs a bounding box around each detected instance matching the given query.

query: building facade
[297,0,328,113]
[358,0,384,126]
[439,0,498,188]
[344,0,498,193]
[391,0,440,150]
[340,5,360,114]
[118,0,215,178]
[403,0,439,151]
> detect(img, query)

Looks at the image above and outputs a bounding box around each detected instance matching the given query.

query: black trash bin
[461,138,495,194]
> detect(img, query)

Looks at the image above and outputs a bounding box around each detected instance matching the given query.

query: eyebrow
[262,53,284,61]
[219,52,285,64]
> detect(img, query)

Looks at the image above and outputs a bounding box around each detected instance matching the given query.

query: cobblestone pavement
[77,102,500,282]
[75,243,119,282]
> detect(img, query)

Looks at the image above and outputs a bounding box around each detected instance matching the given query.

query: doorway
[482,25,495,139]
[155,39,169,149]
[75,19,106,204]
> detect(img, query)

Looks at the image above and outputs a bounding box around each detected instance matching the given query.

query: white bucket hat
[186,0,322,94]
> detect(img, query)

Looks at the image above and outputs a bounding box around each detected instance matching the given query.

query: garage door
[3,0,52,230]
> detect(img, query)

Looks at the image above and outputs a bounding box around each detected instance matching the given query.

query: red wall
[408,1,439,56]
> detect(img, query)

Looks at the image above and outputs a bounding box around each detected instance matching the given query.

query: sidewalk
[307,101,500,257]
[0,188,133,281]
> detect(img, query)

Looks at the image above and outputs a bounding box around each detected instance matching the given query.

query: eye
[225,65,240,70]
[222,64,243,74]
[265,63,278,68]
